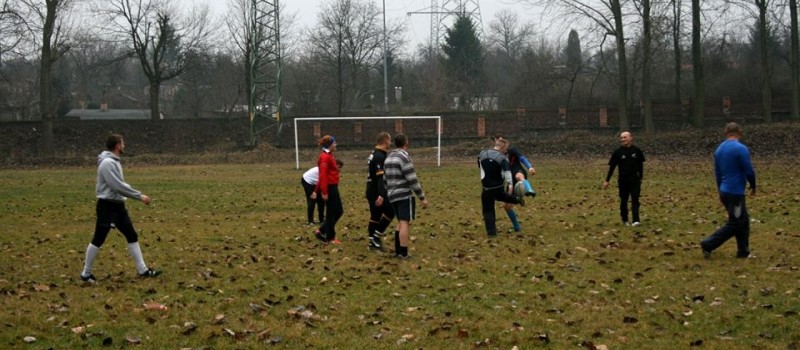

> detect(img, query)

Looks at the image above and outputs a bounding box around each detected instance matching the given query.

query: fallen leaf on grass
[182,322,197,335]
[256,329,270,341]
[34,284,50,292]
[212,314,225,325]
[23,336,36,343]
[125,336,141,344]
[143,303,168,311]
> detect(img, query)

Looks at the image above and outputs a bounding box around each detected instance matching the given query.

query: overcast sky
[190,0,537,55]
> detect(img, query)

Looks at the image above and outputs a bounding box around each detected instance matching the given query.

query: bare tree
[792,0,800,120]
[487,9,535,60]
[671,0,684,105]
[525,0,631,131]
[633,0,655,132]
[0,1,29,62]
[724,0,774,122]
[19,0,74,154]
[691,0,704,127]
[100,0,210,120]
[308,0,399,115]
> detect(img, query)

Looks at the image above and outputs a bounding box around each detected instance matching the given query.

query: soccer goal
[293,116,442,169]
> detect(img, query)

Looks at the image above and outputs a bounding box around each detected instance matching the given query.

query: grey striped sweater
[384,148,425,203]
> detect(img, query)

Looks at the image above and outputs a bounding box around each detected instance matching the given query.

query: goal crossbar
[293,116,442,169]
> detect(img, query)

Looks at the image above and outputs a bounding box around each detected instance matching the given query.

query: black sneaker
[80,274,97,283]
[516,195,525,206]
[139,269,162,278]
[314,230,327,243]
[368,237,383,250]
[373,230,386,237]
[525,190,536,198]
[395,254,411,259]
[702,249,712,259]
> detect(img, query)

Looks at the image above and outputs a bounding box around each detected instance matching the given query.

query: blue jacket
[714,139,756,195]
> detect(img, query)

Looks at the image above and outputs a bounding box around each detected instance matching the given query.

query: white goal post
[293,116,442,169]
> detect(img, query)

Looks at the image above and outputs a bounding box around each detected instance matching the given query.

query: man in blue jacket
[701,123,757,259]
[79,134,162,283]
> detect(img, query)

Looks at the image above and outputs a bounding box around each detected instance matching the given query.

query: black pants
[618,178,641,223]
[481,186,519,236]
[367,193,395,237]
[301,178,325,223]
[91,199,139,247]
[701,193,750,257]
[319,185,343,240]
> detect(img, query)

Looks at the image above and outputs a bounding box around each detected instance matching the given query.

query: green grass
[0,157,798,349]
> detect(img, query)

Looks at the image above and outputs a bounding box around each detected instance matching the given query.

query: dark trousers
[701,193,750,257]
[301,178,325,223]
[481,187,519,236]
[92,199,139,247]
[319,185,343,240]
[618,178,641,223]
[367,193,395,237]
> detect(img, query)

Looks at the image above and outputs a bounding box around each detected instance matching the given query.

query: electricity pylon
[248,0,282,146]
[409,0,484,52]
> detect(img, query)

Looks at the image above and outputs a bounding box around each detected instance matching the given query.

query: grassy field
[0,156,798,349]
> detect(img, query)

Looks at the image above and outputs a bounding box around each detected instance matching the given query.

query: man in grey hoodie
[79,134,161,283]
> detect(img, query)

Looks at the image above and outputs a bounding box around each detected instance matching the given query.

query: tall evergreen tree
[441,14,484,109]
[563,29,582,108]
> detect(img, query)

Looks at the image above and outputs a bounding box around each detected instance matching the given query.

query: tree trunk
[691,0,704,128]
[40,49,54,155]
[39,0,59,156]
[150,83,161,120]
[757,0,772,123]
[642,0,654,133]
[790,0,799,120]
[672,0,682,105]
[612,0,629,131]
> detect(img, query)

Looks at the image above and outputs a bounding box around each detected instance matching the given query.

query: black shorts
[510,164,527,180]
[391,197,416,222]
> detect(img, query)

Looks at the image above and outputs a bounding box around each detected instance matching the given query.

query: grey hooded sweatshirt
[96,151,142,202]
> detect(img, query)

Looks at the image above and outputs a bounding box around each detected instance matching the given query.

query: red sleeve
[317,153,330,195]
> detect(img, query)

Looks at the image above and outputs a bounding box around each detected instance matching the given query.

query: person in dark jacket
[603,131,646,226]
[365,132,394,250]
[79,134,161,283]
[479,137,525,236]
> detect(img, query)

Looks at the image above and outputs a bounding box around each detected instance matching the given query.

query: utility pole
[382,0,389,113]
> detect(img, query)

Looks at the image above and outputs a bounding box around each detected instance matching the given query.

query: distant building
[65,109,153,120]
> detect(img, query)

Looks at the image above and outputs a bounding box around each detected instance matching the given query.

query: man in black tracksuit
[479,137,524,236]
[603,131,646,226]
[365,132,395,250]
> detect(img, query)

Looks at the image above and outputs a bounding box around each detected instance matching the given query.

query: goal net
[293,116,442,169]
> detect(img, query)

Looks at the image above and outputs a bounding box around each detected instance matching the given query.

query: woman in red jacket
[311,135,343,244]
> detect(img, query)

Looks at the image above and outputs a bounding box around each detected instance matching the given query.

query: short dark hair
[394,133,408,148]
[106,134,123,150]
[376,131,391,145]
[725,122,742,136]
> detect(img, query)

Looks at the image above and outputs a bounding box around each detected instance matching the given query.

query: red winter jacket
[315,150,340,195]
